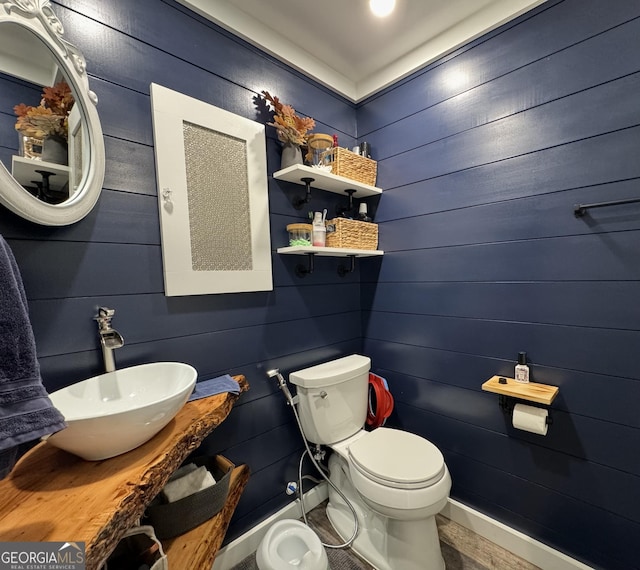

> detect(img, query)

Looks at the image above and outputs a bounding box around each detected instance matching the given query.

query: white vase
[41,136,68,165]
[280,143,302,169]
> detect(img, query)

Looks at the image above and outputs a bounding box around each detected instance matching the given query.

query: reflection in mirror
[10,70,82,204]
[0,1,105,225]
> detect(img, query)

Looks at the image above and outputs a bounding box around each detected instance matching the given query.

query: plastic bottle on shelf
[312,212,326,246]
[514,352,530,383]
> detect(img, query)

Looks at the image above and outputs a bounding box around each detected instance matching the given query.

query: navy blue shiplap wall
[0,0,363,543]
[359,1,640,569]
[1,0,639,567]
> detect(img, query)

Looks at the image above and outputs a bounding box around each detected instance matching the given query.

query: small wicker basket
[326,147,377,186]
[326,218,378,250]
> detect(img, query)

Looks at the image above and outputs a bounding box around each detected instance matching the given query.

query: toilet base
[327,455,445,570]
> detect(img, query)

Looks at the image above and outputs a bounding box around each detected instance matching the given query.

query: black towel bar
[574,197,640,217]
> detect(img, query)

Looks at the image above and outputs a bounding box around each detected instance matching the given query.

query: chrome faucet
[94,307,124,373]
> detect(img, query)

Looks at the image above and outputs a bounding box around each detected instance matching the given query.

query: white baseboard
[213,489,591,570]
[442,498,594,570]
[212,483,329,570]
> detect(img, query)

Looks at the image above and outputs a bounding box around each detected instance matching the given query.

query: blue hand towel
[188,374,241,401]
[0,236,66,478]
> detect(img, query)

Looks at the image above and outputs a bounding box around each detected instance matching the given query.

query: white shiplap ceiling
[177,0,546,102]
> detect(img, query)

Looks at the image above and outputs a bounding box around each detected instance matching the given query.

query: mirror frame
[0,0,105,226]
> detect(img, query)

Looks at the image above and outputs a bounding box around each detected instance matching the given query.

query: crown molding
[177,0,547,103]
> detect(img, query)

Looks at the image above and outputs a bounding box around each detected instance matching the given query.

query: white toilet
[290,354,452,570]
[256,519,330,570]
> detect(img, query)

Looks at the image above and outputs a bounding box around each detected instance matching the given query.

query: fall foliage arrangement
[261,90,315,146]
[14,80,75,141]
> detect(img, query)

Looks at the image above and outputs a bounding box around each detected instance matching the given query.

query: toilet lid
[348,428,445,488]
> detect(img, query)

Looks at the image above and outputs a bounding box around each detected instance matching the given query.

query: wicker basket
[144,455,233,539]
[326,218,378,250]
[326,147,377,186]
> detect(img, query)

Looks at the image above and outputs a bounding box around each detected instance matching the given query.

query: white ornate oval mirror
[0,0,105,225]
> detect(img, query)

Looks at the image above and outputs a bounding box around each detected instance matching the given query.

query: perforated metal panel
[151,83,272,296]
[183,121,252,271]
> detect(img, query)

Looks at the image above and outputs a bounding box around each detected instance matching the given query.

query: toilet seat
[348,427,445,490]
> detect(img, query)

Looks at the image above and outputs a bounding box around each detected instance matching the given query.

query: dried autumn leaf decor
[261,91,315,146]
[14,80,75,140]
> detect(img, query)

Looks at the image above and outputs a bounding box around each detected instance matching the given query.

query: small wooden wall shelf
[0,375,249,570]
[277,245,384,257]
[273,164,382,197]
[12,155,70,191]
[482,375,559,405]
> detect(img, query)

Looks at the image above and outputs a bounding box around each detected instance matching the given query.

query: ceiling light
[369,0,396,18]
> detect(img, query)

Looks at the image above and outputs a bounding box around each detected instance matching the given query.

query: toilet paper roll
[512,403,548,435]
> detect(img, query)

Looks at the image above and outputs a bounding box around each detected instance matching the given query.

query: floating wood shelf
[482,375,559,405]
[12,155,70,191]
[0,376,249,570]
[277,245,384,257]
[273,164,382,198]
[277,245,383,277]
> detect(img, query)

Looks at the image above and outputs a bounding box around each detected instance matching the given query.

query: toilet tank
[289,354,370,445]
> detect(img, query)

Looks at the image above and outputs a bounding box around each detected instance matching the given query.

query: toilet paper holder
[498,394,553,425]
[482,375,559,426]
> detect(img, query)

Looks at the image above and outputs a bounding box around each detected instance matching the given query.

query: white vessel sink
[47,362,197,460]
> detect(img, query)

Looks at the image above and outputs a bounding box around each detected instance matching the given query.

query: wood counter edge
[89,375,248,568]
[0,375,248,570]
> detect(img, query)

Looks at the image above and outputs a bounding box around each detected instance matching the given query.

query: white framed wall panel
[150,83,272,296]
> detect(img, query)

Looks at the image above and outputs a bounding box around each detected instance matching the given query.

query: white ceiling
[177,0,546,102]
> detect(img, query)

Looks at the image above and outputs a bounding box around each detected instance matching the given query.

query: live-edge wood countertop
[0,375,249,570]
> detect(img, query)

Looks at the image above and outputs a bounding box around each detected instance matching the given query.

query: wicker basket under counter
[326,147,377,186]
[326,218,378,250]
